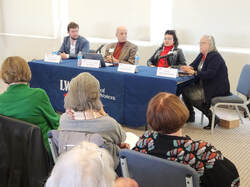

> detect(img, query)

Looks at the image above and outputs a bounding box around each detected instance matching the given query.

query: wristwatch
[194,71,198,76]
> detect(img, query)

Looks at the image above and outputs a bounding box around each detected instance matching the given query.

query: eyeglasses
[199,42,208,45]
[164,37,173,41]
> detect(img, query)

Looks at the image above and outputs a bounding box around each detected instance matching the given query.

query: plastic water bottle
[135,51,139,66]
[52,49,57,55]
[77,51,82,66]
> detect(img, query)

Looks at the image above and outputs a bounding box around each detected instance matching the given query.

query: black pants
[182,91,213,121]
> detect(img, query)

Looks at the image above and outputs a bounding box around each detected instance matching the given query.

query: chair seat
[211,94,244,105]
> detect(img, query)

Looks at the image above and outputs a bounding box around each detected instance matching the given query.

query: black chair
[0,115,51,187]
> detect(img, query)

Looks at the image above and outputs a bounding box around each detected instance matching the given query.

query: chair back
[48,130,104,162]
[237,64,250,97]
[0,115,50,187]
[119,149,199,187]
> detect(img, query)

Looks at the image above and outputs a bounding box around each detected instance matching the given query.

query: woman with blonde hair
[0,56,59,150]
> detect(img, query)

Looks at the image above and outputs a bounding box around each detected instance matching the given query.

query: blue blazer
[58,36,89,58]
[190,51,230,103]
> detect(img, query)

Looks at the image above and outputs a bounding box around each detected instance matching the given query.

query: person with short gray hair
[180,35,230,129]
[59,72,128,168]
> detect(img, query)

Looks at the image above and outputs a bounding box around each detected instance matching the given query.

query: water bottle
[52,49,57,55]
[77,51,82,66]
[135,51,139,66]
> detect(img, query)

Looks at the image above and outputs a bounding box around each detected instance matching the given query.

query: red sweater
[113,42,125,59]
[157,45,174,67]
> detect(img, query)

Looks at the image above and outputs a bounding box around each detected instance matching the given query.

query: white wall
[68,0,151,41]
[0,0,249,94]
[172,0,250,48]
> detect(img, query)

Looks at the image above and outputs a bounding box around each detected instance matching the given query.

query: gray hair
[64,72,103,112]
[45,141,116,187]
[203,35,217,52]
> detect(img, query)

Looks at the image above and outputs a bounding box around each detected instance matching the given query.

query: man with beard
[58,22,89,59]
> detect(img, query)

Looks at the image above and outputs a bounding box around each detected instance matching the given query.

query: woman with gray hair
[45,141,138,187]
[180,35,230,129]
[59,72,128,168]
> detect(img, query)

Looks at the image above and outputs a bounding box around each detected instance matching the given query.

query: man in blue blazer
[58,22,89,59]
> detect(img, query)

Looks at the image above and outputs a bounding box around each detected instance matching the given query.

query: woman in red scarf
[147,30,186,68]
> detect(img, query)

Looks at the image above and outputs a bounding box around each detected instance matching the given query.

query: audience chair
[119,149,199,187]
[0,115,51,187]
[209,64,250,134]
[48,130,104,163]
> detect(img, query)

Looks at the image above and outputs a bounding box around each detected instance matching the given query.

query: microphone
[95,44,105,54]
[159,51,177,59]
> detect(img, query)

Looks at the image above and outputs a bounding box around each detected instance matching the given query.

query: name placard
[156,67,178,78]
[118,63,137,73]
[81,59,100,68]
[44,54,61,63]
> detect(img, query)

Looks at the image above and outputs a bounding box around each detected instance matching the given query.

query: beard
[70,36,78,40]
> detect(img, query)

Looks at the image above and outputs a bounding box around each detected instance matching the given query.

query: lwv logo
[60,80,70,91]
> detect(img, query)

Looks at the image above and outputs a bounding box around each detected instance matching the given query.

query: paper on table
[124,132,139,149]
[105,63,114,67]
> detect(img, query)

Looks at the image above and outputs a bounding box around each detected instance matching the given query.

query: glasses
[199,42,208,45]
[164,37,173,41]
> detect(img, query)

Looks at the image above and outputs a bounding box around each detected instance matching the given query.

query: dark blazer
[147,45,186,68]
[58,36,89,58]
[0,115,51,187]
[190,51,230,103]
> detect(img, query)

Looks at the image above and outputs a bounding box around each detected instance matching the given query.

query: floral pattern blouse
[133,131,240,187]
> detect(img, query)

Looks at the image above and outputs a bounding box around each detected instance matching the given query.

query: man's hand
[60,53,68,59]
[106,55,119,63]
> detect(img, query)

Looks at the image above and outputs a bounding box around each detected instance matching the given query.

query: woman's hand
[119,143,130,149]
[115,177,138,187]
[99,107,107,116]
[180,65,193,72]
[66,109,75,120]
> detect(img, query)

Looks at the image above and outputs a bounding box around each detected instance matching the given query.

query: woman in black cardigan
[181,35,230,129]
[147,30,186,68]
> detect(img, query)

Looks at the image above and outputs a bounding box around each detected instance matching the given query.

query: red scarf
[202,54,206,62]
[157,45,174,67]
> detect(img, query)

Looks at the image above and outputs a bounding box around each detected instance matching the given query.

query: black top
[133,131,240,187]
[190,51,230,103]
[147,45,186,68]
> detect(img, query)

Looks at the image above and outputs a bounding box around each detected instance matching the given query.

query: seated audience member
[133,92,240,187]
[59,72,128,167]
[180,35,230,129]
[104,26,138,65]
[0,56,59,151]
[45,141,138,187]
[147,30,186,68]
[58,22,89,59]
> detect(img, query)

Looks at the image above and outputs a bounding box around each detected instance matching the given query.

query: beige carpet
[123,108,250,187]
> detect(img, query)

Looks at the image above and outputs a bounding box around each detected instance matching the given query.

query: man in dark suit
[58,22,89,59]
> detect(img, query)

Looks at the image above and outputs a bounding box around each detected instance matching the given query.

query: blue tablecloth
[29,59,193,127]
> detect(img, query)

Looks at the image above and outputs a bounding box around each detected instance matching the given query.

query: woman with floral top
[133,92,240,187]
